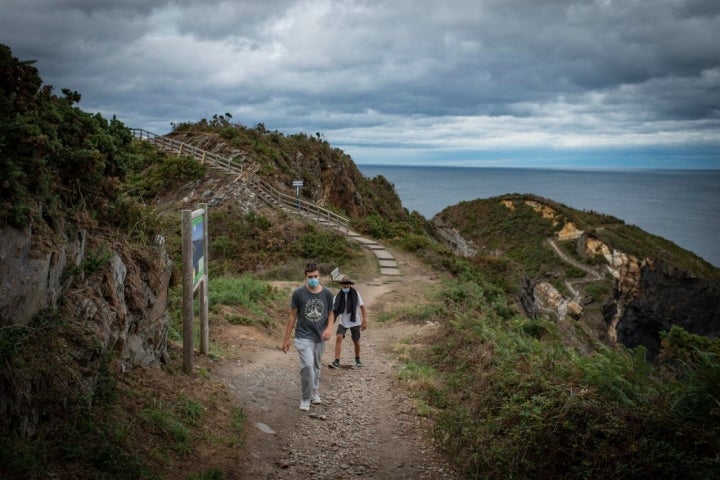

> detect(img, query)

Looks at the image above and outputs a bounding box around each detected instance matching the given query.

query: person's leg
[334,333,343,360]
[294,338,315,401]
[311,340,325,396]
[331,325,348,367]
[351,326,362,365]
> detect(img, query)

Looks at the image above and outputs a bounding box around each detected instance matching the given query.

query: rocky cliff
[433,194,720,357]
[608,260,720,356]
[579,233,720,357]
[0,223,172,435]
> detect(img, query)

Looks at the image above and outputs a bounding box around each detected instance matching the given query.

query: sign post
[292,180,303,210]
[181,203,209,374]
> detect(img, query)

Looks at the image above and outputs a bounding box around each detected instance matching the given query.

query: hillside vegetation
[437,193,719,279]
[1,43,719,479]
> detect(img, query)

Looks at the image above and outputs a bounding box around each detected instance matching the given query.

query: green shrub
[219,126,237,139]
[207,276,283,327]
[128,155,206,197]
[405,276,720,480]
[393,233,431,252]
[292,225,351,265]
[585,282,612,303]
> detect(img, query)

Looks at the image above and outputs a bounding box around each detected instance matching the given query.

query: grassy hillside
[436,193,719,279]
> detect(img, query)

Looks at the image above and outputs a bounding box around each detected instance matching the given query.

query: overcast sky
[2,0,719,168]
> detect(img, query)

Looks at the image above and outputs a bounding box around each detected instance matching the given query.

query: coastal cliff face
[581,234,720,356]
[609,261,720,356]
[0,224,171,435]
[0,225,171,366]
[433,194,720,355]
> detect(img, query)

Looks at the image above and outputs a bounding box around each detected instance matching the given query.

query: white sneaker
[311,394,322,404]
[299,399,311,411]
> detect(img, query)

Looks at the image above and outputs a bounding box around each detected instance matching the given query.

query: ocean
[357,165,720,268]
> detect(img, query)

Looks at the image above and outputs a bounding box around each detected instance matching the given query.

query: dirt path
[212,251,459,479]
[547,238,603,301]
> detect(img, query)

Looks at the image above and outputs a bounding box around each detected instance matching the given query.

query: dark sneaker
[355,359,363,367]
[329,359,340,369]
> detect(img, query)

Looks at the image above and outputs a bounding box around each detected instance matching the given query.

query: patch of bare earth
[199,248,460,479]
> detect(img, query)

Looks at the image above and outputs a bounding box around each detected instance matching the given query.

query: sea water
[357,165,720,268]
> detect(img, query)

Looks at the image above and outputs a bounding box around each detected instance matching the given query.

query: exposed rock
[432,219,478,257]
[557,222,584,241]
[534,281,583,321]
[609,261,720,357]
[581,233,720,357]
[0,225,83,327]
[582,236,612,262]
[524,200,559,225]
[0,224,172,435]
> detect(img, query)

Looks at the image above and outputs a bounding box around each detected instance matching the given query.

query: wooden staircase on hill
[130,129,350,230]
[130,129,401,276]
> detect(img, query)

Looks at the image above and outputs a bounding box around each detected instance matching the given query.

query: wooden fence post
[181,209,194,374]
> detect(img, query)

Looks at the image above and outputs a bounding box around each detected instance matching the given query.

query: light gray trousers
[294,337,325,401]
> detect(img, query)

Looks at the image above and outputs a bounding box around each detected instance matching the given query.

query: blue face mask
[341,287,350,293]
[307,278,319,288]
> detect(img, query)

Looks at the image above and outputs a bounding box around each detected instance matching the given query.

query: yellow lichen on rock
[525,200,556,219]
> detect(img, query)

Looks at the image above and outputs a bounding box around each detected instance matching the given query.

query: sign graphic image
[192,214,205,284]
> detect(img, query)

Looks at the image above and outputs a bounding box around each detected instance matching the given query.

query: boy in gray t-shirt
[282,263,334,411]
[292,284,334,343]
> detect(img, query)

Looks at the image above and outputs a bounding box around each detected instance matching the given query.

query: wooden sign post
[181,203,209,374]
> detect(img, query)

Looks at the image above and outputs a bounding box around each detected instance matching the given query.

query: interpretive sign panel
[181,205,209,373]
[192,214,205,286]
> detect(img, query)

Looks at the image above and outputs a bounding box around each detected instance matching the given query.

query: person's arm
[360,304,368,331]
[282,308,297,353]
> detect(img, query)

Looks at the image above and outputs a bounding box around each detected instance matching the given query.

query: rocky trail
[211,250,460,479]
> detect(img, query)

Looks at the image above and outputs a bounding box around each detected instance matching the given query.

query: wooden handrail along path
[131,129,350,232]
[131,129,401,276]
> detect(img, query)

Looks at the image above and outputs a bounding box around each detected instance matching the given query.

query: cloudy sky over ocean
[2,0,719,168]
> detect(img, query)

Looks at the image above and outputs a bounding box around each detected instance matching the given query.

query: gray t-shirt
[291,285,334,342]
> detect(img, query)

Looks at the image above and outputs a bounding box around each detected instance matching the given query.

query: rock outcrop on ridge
[433,194,720,357]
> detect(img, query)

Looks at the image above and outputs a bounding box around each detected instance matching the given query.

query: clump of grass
[230,406,246,436]
[209,275,283,326]
[166,275,284,345]
[141,400,192,455]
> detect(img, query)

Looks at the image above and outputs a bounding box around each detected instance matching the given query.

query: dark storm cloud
[1,0,718,165]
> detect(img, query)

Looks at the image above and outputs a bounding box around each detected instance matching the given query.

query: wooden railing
[131,128,350,232]
[131,128,242,175]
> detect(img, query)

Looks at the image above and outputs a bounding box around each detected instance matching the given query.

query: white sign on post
[292,180,303,209]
